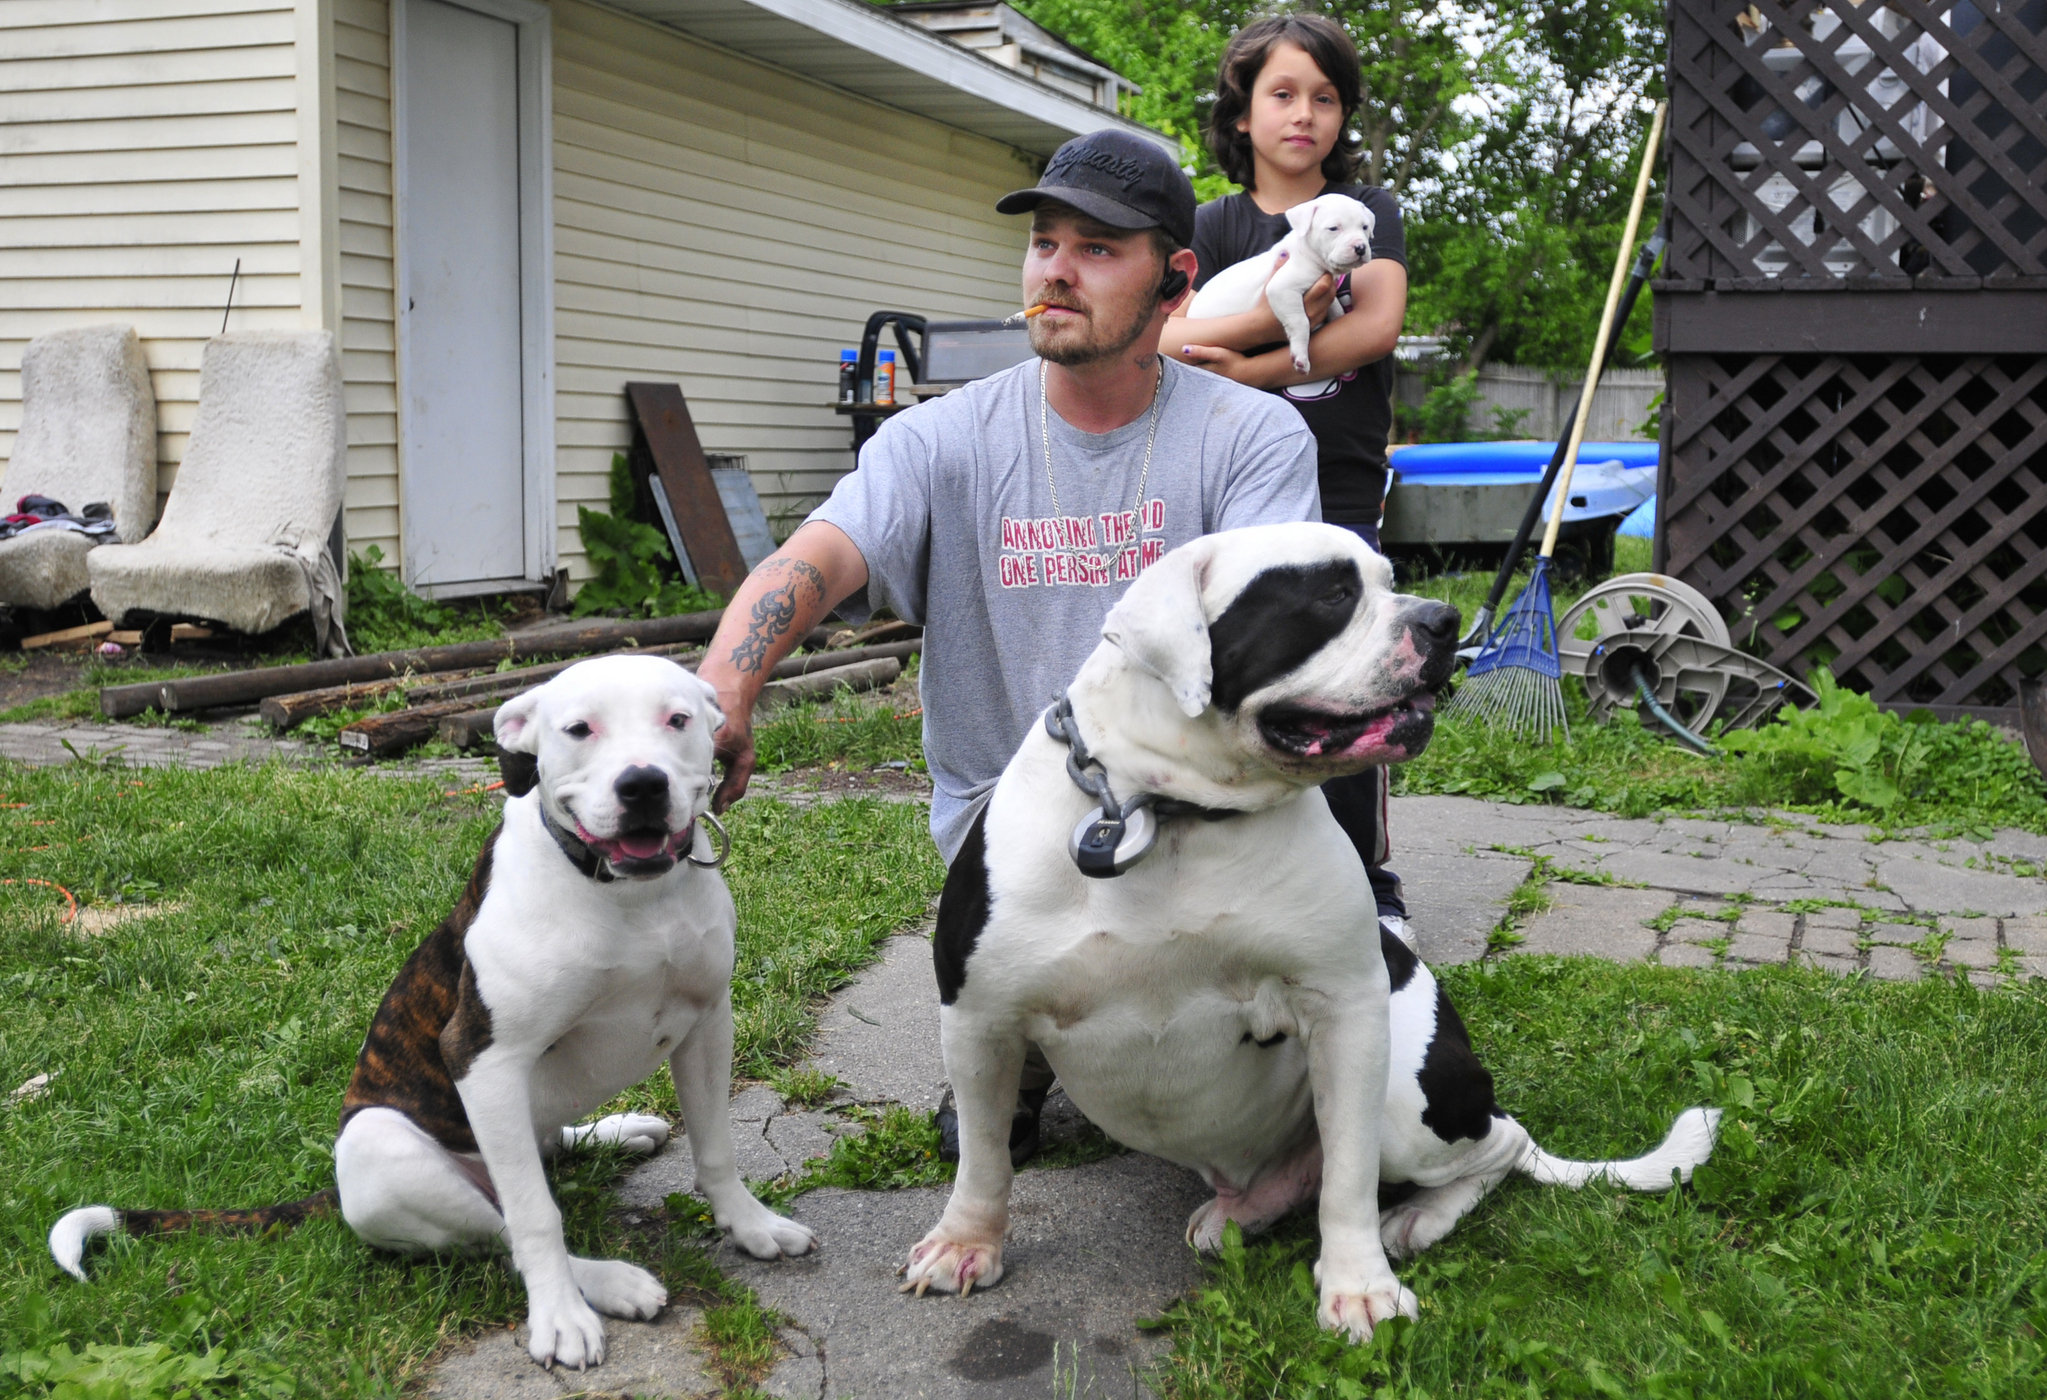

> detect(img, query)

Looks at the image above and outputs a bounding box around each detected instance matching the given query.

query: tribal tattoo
[728,557,826,676]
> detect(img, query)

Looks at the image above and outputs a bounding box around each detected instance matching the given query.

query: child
[1164,12,1412,930]
[1165,12,1408,551]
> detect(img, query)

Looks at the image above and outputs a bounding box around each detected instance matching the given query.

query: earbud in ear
[1159,267,1190,301]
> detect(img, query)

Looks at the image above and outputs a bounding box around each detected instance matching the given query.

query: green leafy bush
[1719,669,2045,819]
[571,454,722,619]
[344,544,504,653]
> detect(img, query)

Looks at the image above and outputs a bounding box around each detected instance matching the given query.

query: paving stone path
[8,720,2042,1395]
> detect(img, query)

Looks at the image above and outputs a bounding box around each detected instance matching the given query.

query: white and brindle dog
[904,523,1718,1339]
[1187,191,1375,379]
[50,655,814,1371]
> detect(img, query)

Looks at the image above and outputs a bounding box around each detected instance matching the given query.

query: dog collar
[537,803,729,882]
[1044,692,1241,879]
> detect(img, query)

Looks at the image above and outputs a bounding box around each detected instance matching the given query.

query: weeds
[345,545,508,654]
[574,454,723,620]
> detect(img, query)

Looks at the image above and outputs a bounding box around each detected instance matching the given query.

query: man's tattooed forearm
[728,558,826,675]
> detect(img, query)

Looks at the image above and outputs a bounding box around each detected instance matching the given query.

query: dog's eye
[667,713,688,731]
[564,721,592,739]
[1322,582,1355,605]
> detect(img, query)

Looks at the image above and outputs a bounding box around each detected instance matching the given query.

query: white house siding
[549,0,1037,577]
[0,0,307,512]
[333,0,399,565]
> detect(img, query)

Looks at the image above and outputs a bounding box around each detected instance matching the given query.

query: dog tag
[1069,804,1157,878]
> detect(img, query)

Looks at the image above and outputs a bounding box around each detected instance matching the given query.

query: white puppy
[904,524,1718,1341]
[1188,192,1375,381]
[49,655,815,1372]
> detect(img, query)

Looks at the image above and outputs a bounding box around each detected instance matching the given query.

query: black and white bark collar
[1044,692,1240,878]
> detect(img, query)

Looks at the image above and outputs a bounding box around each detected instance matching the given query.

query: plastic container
[873,350,896,406]
[837,349,858,404]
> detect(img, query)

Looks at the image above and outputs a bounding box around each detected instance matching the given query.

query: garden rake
[1446,101,1666,741]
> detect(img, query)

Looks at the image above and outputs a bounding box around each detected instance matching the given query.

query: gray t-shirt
[811,356,1320,862]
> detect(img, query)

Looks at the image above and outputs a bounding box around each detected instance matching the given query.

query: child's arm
[1181,260,1406,389]
[1161,259,1339,359]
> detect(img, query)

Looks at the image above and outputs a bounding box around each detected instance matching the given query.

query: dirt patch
[754,765,931,802]
[75,900,183,936]
[0,652,91,711]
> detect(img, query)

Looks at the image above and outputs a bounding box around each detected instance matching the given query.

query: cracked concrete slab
[426,1302,712,1399]
[1511,884,1668,962]
[722,1153,1211,1400]
[799,932,947,1112]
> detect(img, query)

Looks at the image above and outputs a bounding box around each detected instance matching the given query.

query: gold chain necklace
[1038,358,1164,557]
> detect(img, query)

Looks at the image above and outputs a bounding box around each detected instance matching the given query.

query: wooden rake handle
[1540,101,1668,560]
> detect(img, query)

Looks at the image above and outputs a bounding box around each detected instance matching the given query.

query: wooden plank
[1659,290,2047,355]
[257,669,484,730]
[626,382,750,596]
[338,699,490,756]
[22,620,111,650]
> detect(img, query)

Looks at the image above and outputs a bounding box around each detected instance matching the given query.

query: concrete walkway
[8,720,2042,1394]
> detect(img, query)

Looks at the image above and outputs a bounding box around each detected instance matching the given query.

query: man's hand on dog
[710,703,755,813]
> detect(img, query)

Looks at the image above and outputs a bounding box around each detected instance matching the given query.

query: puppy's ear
[1284,201,1317,233]
[494,685,544,755]
[1102,544,1214,717]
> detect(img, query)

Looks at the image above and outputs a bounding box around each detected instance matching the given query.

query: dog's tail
[1516,1107,1721,1192]
[50,1190,338,1281]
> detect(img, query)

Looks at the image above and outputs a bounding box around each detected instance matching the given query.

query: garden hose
[1633,665,1718,757]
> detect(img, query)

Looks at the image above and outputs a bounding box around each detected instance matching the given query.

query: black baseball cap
[997,129,1196,248]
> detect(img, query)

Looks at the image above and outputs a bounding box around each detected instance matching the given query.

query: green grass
[1153,958,2047,1399]
[751,663,926,776]
[0,758,943,1395]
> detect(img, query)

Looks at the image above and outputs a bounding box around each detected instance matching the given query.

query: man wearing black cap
[696,130,1325,1160]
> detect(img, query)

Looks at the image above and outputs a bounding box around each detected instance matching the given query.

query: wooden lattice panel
[1668,1,2047,287]
[1662,352,2047,714]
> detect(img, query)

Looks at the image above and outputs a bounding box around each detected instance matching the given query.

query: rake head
[1445,558,1570,741]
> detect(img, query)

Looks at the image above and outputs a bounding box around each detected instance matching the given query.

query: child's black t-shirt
[1189,185,1407,524]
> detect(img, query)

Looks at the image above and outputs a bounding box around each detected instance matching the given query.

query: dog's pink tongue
[616,832,667,860]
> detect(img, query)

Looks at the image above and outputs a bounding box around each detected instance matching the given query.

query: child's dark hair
[1206,13,1363,189]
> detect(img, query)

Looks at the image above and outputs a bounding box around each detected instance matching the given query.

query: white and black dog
[903,524,1718,1340]
[1187,191,1374,379]
[50,655,814,1371]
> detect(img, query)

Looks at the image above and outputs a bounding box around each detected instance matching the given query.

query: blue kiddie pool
[1381,440,1659,548]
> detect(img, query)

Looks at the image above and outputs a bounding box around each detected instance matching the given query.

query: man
[697,129,1387,1161]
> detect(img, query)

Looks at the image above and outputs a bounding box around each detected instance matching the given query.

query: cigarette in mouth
[1002,304,1051,325]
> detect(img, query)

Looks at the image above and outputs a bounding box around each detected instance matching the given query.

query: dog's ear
[1102,543,1214,717]
[494,685,544,755]
[1284,201,1318,233]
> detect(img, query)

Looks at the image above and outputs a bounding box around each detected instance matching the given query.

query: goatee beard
[1027,295,1160,368]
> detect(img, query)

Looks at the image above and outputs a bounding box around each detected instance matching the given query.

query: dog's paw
[1185,1197,1230,1253]
[570,1113,671,1154]
[721,1198,817,1260]
[899,1231,1003,1298]
[1380,1200,1455,1260]
[1313,1265,1418,1343]
[1291,352,1313,375]
[569,1257,667,1320]
[526,1289,608,1370]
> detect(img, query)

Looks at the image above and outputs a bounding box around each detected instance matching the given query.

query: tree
[1005,0,1666,372]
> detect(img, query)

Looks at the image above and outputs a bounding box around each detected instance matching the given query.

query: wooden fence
[1656,0,2047,722]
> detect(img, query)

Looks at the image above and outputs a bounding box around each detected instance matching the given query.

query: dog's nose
[1409,601,1460,650]
[614,765,670,807]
